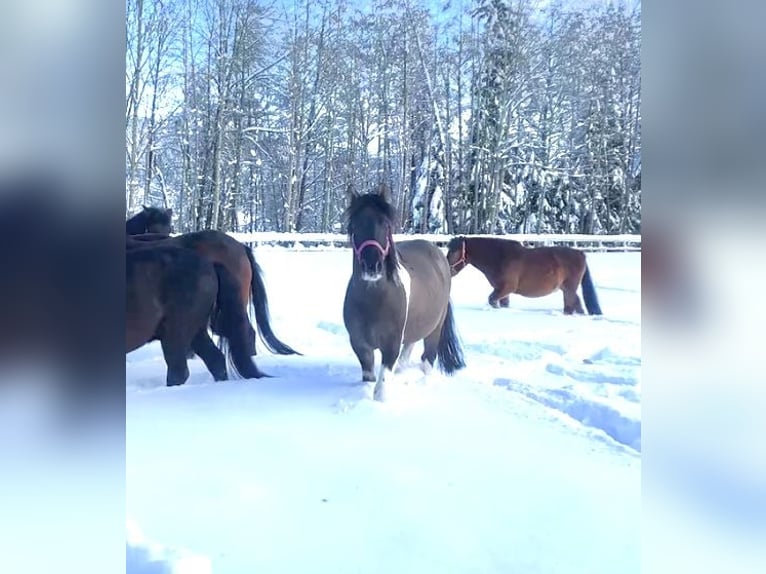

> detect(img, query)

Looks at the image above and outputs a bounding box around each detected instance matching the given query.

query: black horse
[342,185,465,401]
[126,206,172,235]
[127,242,267,386]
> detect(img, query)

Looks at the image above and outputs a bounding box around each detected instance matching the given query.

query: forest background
[126,0,641,235]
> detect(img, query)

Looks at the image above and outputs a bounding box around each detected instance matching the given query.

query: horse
[342,185,465,401]
[127,243,268,385]
[126,230,298,357]
[126,206,173,235]
[445,236,602,315]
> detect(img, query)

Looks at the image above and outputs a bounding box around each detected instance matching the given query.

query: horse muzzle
[360,258,385,282]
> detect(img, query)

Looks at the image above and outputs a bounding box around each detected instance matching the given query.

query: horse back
[396,239,451,282]
[173,230,247,270]
[546,245,587,276]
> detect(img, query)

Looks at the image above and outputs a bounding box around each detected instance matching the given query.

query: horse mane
[344,193,398,235]
[446,236,465,253]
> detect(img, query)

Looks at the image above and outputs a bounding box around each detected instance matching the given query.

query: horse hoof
[373,386,386,402]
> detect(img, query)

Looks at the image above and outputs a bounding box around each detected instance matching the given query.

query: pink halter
[351,226,392,262]
[450,238,467,270]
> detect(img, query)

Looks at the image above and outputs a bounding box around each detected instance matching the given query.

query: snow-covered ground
[126,248,641,574]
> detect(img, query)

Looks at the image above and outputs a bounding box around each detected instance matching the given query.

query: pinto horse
[126,206,173,235]
[446,236,602,315]
[126,230,298,357]
[127,243,267,385]
[343,185,465,401]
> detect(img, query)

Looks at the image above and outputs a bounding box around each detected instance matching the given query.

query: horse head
[141,206,173,235]
[346,184,398,282]
[446,236,469,275]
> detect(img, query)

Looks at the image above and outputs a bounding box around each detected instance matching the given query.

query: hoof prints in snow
[545,362,638,386]
[583,347,641,366]
[494,378,641,452]
[465,340,566,362]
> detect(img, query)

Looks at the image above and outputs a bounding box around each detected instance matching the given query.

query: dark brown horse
[446,236,602,315]
[126,231,298,356]
[127,243,267,385]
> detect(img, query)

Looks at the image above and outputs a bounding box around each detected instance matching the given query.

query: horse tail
[581,263,603,315]
[436,301,466,375]
[243,245,300,355]
[211,262,269,379]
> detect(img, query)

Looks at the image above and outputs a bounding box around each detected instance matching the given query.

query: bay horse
[343,186,465,401]
[126,206,173,235]
[126,230,298,357]
[446,236,602,315]
[127,243,267,385]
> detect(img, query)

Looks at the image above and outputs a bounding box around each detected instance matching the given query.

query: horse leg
[499,295,510,308]
[160,337,191,386]
[488,286,509,308]
[374,342,400,402]
[350,339,375,382]
[395,343,415,372]
[246,322,257,356]
[562,285,584,315]
[420,325,442,375]
[192,329,228,381]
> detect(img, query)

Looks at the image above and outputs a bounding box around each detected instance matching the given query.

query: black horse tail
[436,301,466,375]
[211,262,269,379]
[581,263,603,315]
[243,245,300,355]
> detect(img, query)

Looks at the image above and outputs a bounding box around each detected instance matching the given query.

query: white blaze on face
[361,271,383,282]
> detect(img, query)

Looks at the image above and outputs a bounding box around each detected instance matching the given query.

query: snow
[127,247,640,573]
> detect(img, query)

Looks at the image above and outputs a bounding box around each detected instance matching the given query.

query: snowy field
[126,247,641,574]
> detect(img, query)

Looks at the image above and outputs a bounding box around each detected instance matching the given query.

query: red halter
[450,238,467,270]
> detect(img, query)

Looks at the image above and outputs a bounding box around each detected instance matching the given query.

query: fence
[227,232,641,252]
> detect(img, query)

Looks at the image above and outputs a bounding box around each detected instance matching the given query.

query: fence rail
[227,232,641,252]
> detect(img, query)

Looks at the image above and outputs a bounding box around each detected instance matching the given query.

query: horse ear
[142,204,149,211]
[346,184,359,201]
[166,208,173,216]
[375,182,390,202]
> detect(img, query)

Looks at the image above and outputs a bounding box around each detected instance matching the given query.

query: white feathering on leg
[373,364,396,402]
